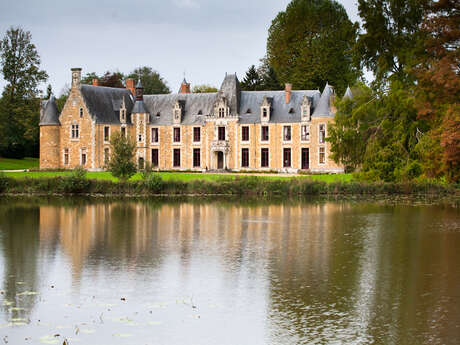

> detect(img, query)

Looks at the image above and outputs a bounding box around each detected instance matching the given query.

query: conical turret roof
[343,86,353,100]
[312,83,334,117]
[39,95,60,125]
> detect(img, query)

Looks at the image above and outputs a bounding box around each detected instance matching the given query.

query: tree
[191,84,218,93]
[99,71,125,88]
[241,65,263,91]
[0,27,48,100]
[107,132,137,182]
[127,66,170,94]
[81,72,99,85]
[266,0,359,95]
[355,0,429,82]
[412,0,460,182]
[0,27,47,158]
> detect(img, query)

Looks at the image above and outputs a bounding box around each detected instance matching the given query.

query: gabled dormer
[260,96,272,122]
[173,100,185,124]
[301,95,311,122]
[120,96,127,124]
[213,96,229,118]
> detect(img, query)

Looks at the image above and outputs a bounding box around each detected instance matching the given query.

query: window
[193,148,200,167]
[79,108,83,118]
[104,126,110,142]
[104,148,110,164]
[218,127,226,141]
[71,124,79,139]
[319,124,326,144]
[156,112,161,118]
[263,108,268,118]
[81,149,87,166]
[173,127,181,142]
[138,157,145,170]
[283,126,291,141]
[241,148,249,168]
[121,127,126,137]
[242,126,249,141]
[138,134,143,142]
[218,108,225,118]
[152,149,159,167]
[64,148,69,165]
[193,127,201,142]
[319,147,326,164]
[261,126,269,141]
[261,148,269,167]
[151,128,159,143]
[121,110,125,122]
[173,149,181,167]
[283,148,291,167]
[301,125,310,142]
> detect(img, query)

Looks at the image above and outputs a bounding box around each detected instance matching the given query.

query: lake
[0,198,459,345]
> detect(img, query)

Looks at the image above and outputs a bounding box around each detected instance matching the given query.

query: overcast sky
[0,0,360,96]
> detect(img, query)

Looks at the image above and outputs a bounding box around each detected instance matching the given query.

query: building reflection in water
[0,199,458,344]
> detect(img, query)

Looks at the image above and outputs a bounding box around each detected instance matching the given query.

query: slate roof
[80,85,134,124]
[239,90,321,124]
[312,83,334,117]
[77,74,336,125]
[39,95,60,126]
[143,93,217,125]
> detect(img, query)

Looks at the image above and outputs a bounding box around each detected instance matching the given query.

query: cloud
[173,0,199,9]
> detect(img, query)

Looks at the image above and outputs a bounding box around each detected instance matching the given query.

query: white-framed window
[79,108,83,118]
[71,124,79,139]
[80,148,87,166]
[63,148,69,165]
[319,124,326,144]
[283,126,291,141]
[121,109,126,122]
[151,127,159,143]
[319,147,326,164]
[104,147,110,165]
[193,127,201,142]
[301,125,310,142]
[241,126,249,141]
[173,127,181,143]
[261,126,269,141]
[104,126,110,142]
[121,126,127,138]
[218,107,225,118]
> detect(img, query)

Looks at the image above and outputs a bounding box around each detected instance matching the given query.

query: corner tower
[39,95,61,169]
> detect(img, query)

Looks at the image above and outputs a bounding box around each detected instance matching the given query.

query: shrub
[107,132,137,182]
[0,172,8,193]
[60,166,91,194]
[144,174,164,194]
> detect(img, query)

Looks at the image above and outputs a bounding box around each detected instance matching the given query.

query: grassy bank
[0,157,39,170]
[0,172,456,197]
[3,170,353,182]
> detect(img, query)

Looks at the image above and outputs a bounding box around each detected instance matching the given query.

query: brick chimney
[126,78,135,96]
[179,78,191,94]
[92,78,99,86]
[285,83,292,104]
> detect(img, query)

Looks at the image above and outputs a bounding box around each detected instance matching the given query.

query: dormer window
[246,109,252,114]
[198,110,203,115]
[260,96,272,122]
[156,112,160,117]
[218,107,225,118]
[79,108,83,118]
[301,96,311,122]
[214,96,229,118]
[121,110,126,122]
[289,108,294,114]
[173,100,184,124]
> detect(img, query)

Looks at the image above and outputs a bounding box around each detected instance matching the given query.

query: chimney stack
[285,83,292,104]
[179,79,191,94]
[126,79,135,96]
[71,67,82,89]
[92,78,99,86]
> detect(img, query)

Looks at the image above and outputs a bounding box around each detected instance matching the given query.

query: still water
[0,198,459,345]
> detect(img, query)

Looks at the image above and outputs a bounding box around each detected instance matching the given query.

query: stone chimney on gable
[179,78,191,94]
[126,78,135,96]
[92,78,99,86]
[71,68,82,89]
[285,83,292,104]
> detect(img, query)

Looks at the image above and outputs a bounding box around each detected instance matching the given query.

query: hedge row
[0,173,456,197]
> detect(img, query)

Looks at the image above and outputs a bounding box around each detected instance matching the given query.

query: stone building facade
[40,68,352,173]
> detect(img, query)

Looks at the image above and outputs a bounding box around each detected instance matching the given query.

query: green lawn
[0,157,39,170]
[2,170,353,183]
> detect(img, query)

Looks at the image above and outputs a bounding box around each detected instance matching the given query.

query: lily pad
[39,335,59,344]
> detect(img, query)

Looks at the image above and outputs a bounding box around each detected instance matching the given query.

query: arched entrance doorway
[216,151,224,170]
